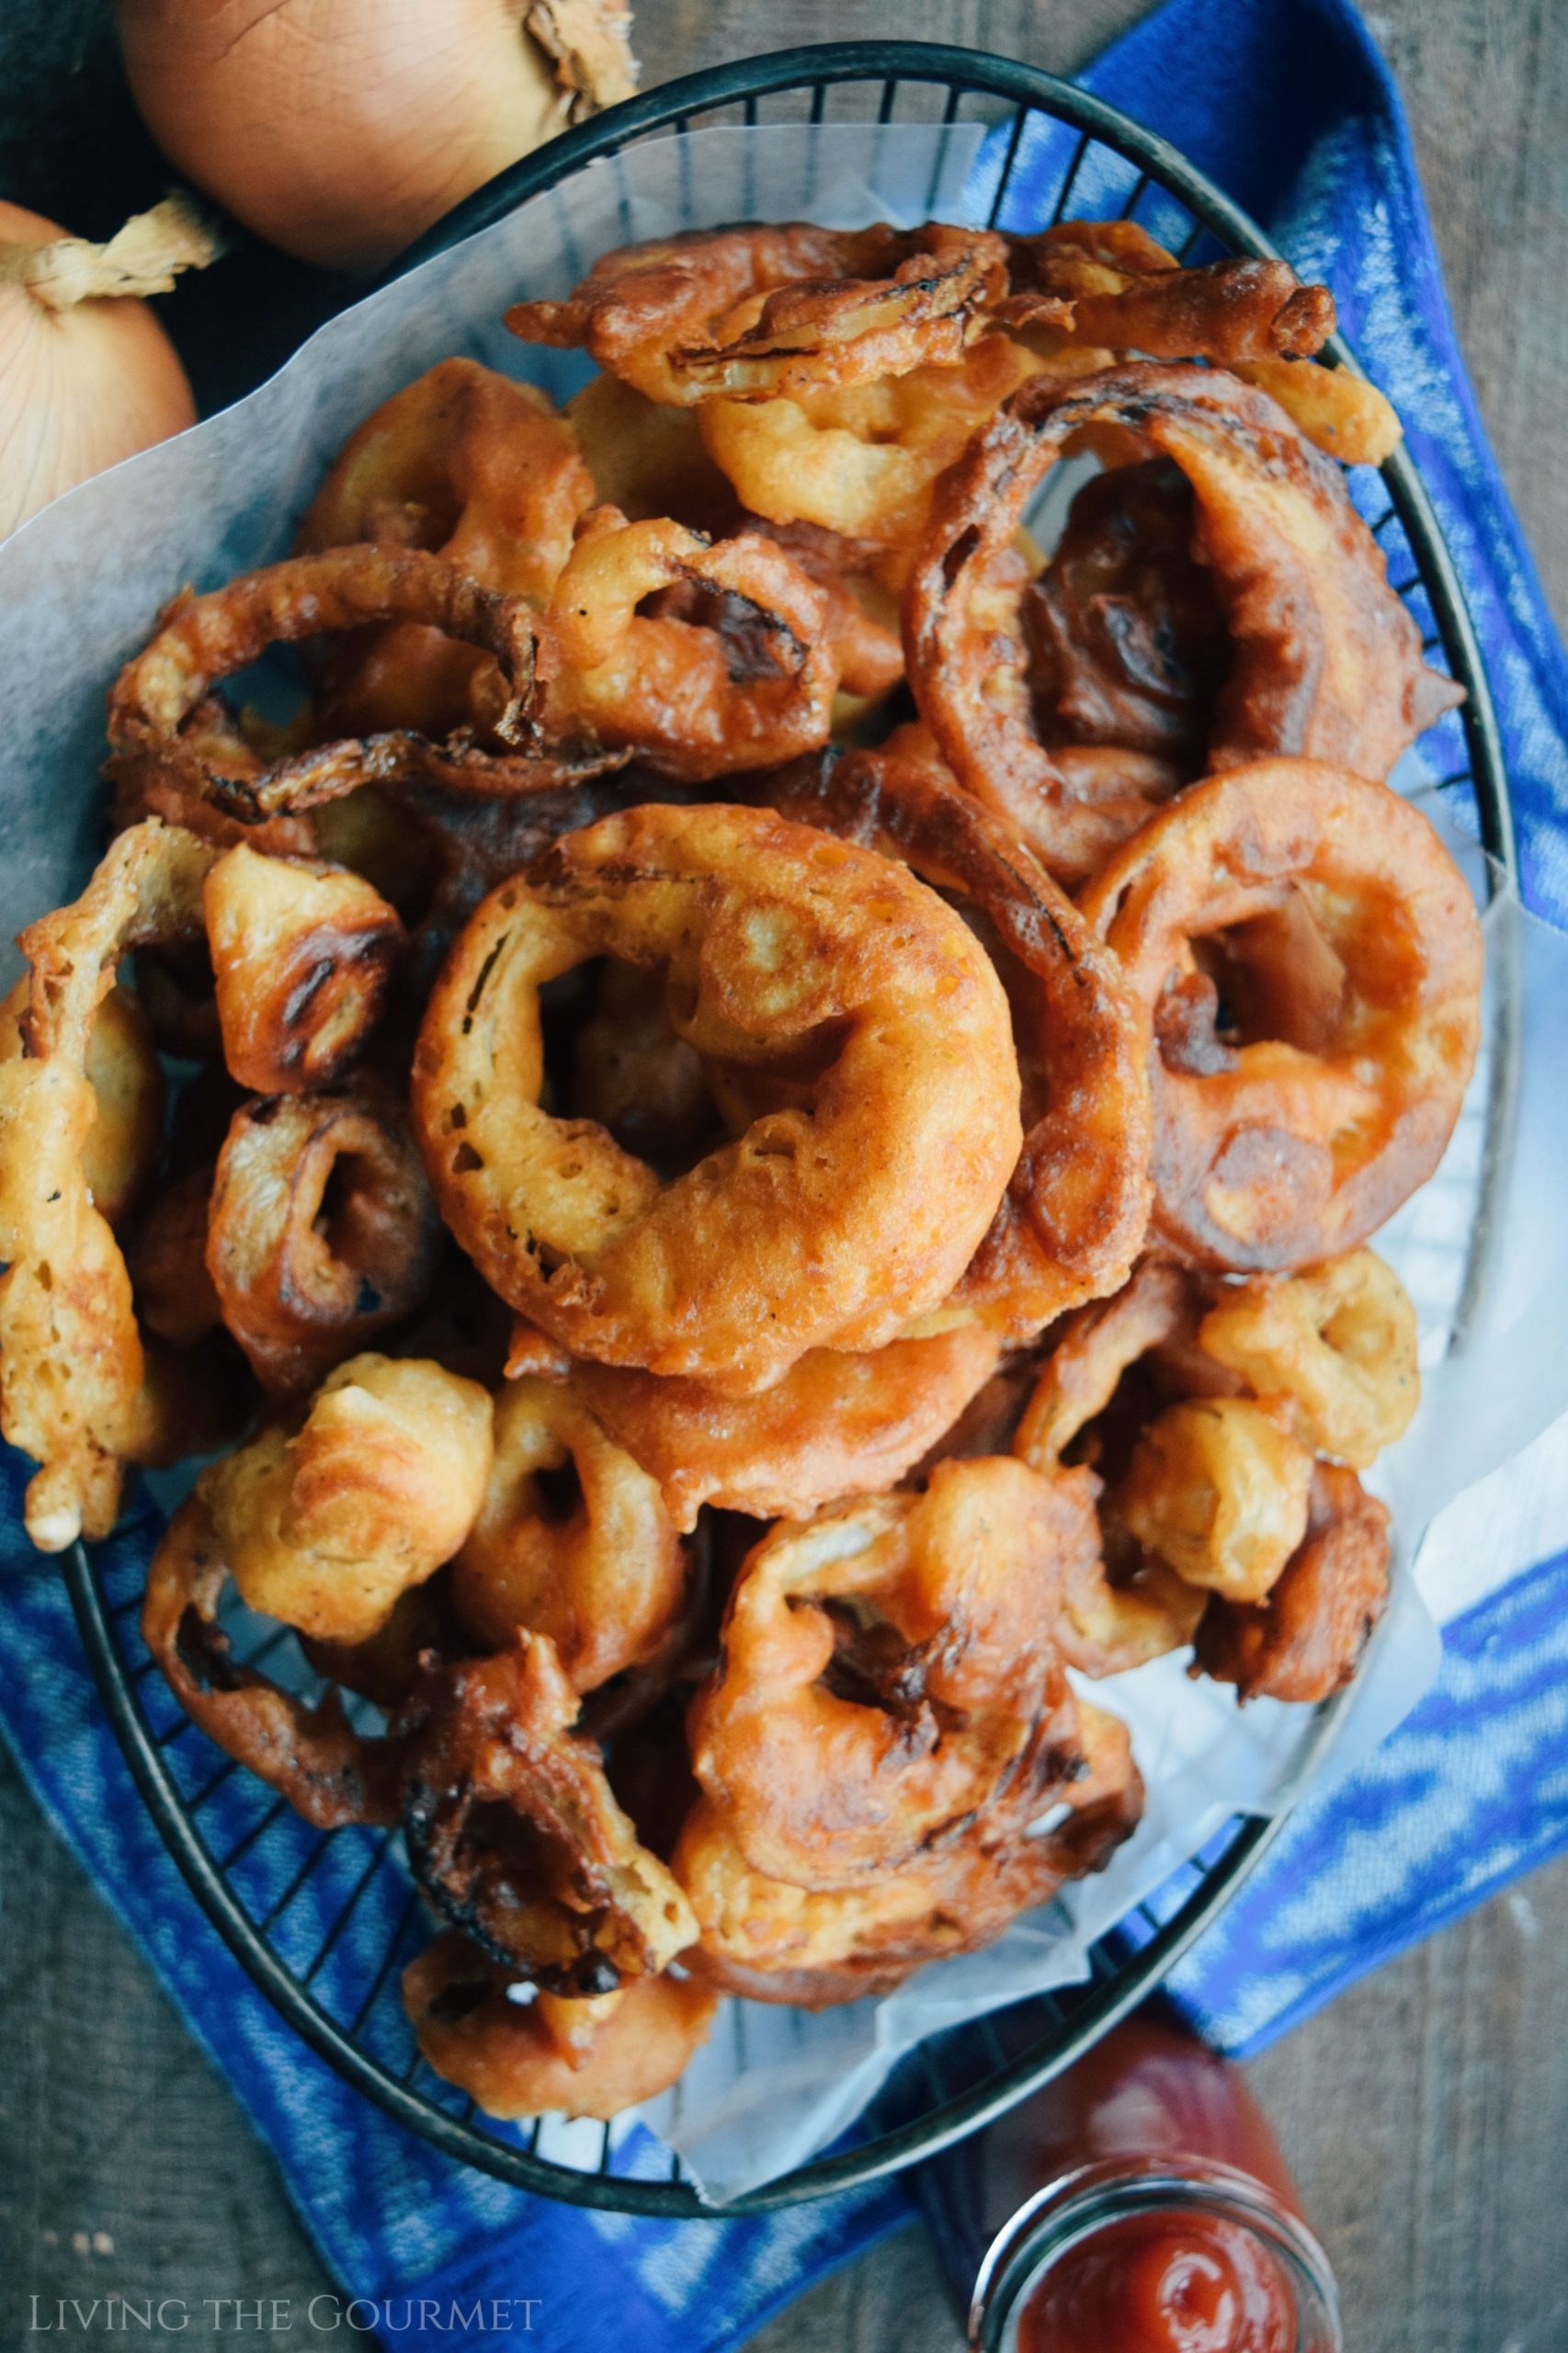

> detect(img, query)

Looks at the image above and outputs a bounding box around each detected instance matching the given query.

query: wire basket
[64,40,1515,2218]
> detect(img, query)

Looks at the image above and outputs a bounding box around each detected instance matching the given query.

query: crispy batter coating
[142,1494,411,1827]
[759,742,1152,1338]
[687,1457,1098,1890]
[1078,760,1483,1270]
[0,821,214,1549]
[699,332,1042,547]
[1198,1248,1419,1466]
[297,359,597,739]
[507,222,1008,405]
[0,978,163,1231]
[1001,223,1335,362]
[573,1324,1000,1533]
[905,364,1460,881]
[403,1933,716,2120]
[676,1699,1142,2005]
[1016,1258,1229,1674]
[451,1372,688,1689]
[538,508,838,779]
[206,1089,441,1392]
[202,1354,494,1644]
[205,845,402,1094]
[105,545,600,839]
[413,801,1021,1389]
[399,1633,698,1991]
[1119,1394,1314,1603]
[1194,1461,1391,1702]
[565,371,737,531]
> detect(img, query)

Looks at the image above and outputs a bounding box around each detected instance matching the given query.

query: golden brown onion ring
[142,1494,411,1827]
[297,359,597,740]
[451,1372,688,1690]
[699,332,1042,549]
[413,801,1020,1389]
[905,364,1461,881]
[1002,224,1335,362]
[206,1088,441,1392]
[676,1700,1142,2005]
[506,222,1008,404]
[403,1933,717,2120]
[1198,1248,1419,1467]
[202,1353,494,1644]
[0,821,214,1549]
[759,742,1151,1338]
[572,1324,1000,1534]
[687,1457,1096,1890]
[399,1633,698,1992]
[205,844,403,1094]
[105,544,609,835]
[1193,1461,1391,1702]
[1118,1393,1314,1604]
[0,977,164,1232]
[1078,760,1483,1270]
[537,509,838,780]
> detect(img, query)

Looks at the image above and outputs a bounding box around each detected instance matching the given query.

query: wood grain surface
[2,3,1566,2348]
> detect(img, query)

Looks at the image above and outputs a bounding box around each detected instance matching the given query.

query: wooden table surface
[4,3,1568,2347]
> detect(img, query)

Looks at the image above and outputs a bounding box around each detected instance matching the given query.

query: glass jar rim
[967,2153,1344,2351]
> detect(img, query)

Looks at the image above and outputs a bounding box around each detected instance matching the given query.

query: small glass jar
[918,2006,1343,2353]
[967,2154,1342,2352]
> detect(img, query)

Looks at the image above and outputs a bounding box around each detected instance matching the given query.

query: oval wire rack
[65,40,1516,2218]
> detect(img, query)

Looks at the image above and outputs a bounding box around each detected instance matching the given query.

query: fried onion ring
[1078,760,1483,1269]
[297,359,597,740]
[451,1372,688,1689]
[0,977,163,1232]
[538,509,838,779]
[1014,1258,1215,1675]
[1118,1394,1314,1603]
[142,1494,410,1827]
[0,820,214,1549]
[676,1699,1142,2005]
[201,1354,494,1644]
[759,742,1152,1336]
[205,844,403,1094]
[699,332,1042,548]
[105,544,603,832]
[506,222,1008,404]
[207,1088,441,1392]
[399,1633,697,1991]
[572,1324,1000,1534]
[1199,1248,1418,1466]
[906,364,1461,881]
[1002,224,1335,362]
[403,1932,717,2120]
[687,1457,1097,1890]
[413,801,1020,1388]
[1193,1461,1391,1702]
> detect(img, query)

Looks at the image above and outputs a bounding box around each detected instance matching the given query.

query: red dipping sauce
[916,2006,1341,2353]
[1017,2206,1295,2353]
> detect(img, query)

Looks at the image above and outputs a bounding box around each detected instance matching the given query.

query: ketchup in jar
[916,2006,1342,2352]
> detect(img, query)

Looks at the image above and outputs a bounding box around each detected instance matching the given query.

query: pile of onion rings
[0,204,1482,2128]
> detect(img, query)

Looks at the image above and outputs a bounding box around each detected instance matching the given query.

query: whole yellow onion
[0,196,217,541]
[116,0,640,274]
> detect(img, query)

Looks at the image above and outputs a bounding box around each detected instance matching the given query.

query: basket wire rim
[65,36,1516,2218]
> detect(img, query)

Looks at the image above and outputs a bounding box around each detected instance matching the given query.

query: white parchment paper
[4,124,1567,2203]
